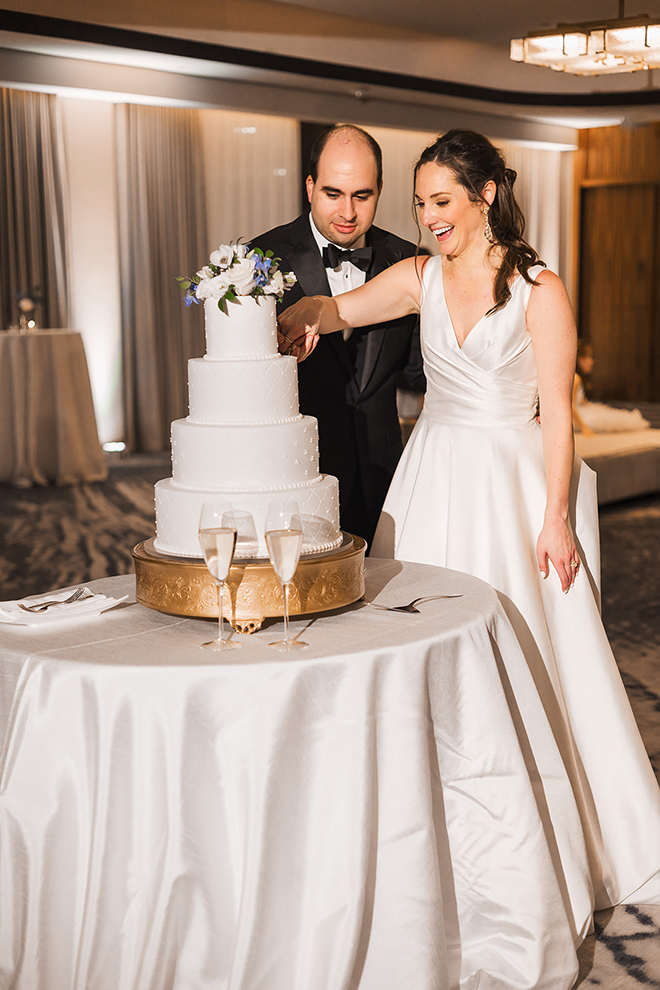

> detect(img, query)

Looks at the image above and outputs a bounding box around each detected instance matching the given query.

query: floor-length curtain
[364,125,575,287]
[497,140,575,290]
[116,104,207,453]
[0,88,69,331]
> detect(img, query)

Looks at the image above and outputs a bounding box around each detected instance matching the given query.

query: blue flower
[253,255,272,275]
[252,254,272,289]
[183,284,199,307]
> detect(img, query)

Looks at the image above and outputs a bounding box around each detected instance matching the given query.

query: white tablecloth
[0,329,107,486]
[0,562,592,990]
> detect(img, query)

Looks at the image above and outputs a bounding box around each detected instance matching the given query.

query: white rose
[264,270,285,295]
[230,258,257,296]
[196,265,215,280]
[194,272,232,300]
[209,245,234,268]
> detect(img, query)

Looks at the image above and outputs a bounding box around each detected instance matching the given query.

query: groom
[250,124,424,547]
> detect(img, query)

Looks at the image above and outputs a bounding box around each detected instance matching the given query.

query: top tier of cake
[204,296,277,360]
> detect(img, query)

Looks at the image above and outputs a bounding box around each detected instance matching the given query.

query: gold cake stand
[132,534,366,634]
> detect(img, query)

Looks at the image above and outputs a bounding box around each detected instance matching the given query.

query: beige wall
[200,109,300,247]
[59,97,123,443]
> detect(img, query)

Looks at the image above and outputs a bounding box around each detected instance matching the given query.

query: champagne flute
[265,499,307,650]
[199,501,241,651]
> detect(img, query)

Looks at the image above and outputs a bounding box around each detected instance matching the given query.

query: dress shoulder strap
[420,254,442,301]
[518,264,548,311]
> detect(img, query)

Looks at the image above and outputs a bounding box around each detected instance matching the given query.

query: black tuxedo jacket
[251,212,425,546]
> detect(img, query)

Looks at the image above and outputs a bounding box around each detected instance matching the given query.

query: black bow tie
[322,244,373,272]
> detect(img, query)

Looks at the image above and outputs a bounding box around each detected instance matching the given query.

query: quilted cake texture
[188,355,299,425]
[154,475,341,559]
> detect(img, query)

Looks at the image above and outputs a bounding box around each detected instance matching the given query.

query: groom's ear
[306,175,314,203]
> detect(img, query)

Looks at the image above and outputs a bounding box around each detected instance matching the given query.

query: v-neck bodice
[420,255,544,428]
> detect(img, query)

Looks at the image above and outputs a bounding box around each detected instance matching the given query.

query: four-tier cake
[154,294,342,560]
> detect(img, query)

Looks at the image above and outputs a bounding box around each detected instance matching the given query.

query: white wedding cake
[154,286,342,560]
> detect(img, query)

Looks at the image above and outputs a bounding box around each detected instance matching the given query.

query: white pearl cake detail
[154,295,342,559]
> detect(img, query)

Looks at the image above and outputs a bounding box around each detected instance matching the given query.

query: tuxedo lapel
[358,230,401,392]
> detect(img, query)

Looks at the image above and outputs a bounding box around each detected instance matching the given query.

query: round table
[0,561,588,990]
[0,329,107,486]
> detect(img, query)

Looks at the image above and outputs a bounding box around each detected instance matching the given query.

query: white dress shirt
[309,215,367,341]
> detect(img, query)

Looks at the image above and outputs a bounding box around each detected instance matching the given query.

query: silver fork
[18,587,93,613]
[371,594,463,613]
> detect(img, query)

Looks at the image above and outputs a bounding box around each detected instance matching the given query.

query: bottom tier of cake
[154,474,342,559]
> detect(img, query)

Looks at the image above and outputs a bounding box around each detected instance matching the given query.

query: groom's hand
[277,325,320,362]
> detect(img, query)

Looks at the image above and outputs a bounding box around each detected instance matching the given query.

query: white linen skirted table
[0,329,107,487]
[0,562,600,990]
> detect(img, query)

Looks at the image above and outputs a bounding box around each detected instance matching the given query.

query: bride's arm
[278,256,425,358]
[572,374,595,437]
[527,270,579,593]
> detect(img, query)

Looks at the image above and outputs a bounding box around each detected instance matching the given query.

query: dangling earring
[483,206,492,242]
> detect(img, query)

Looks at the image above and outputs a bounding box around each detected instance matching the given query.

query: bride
[280,129,660,983]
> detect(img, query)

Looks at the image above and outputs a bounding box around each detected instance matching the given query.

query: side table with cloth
[0,329,107,487]
[0,562,598,990]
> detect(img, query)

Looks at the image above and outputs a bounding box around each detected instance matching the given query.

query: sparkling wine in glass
[199,501,241,651]
[265,499,307,650]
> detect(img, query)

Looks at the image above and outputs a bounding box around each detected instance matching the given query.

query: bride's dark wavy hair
[413,129,545,314]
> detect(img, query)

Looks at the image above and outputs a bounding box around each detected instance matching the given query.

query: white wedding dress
[372,256,660,987]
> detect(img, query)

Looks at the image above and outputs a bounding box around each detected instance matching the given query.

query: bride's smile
[414,162,494,259]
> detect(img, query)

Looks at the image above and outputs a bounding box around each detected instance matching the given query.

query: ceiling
[2,0,660,143]
[270,0,660,50]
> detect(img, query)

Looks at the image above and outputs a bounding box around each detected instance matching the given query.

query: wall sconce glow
[102,441,127,452]
[511,16,660,74]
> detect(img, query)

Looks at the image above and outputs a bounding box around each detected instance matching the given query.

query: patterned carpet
[1,452,659,988]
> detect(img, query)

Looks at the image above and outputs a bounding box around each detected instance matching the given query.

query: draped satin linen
[372,258,660,920]
[0,565,595,990]
[0,330,107,486]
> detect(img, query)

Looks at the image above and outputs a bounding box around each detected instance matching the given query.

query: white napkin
[0,588,128,626]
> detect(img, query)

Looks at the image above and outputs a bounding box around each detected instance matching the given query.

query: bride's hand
[536,515,580,592]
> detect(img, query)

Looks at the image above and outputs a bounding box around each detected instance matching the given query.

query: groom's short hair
[309,124,383,188]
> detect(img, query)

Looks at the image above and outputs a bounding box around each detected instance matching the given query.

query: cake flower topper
[177,243,297,314]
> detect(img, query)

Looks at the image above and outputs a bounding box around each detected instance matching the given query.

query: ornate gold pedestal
[133,534,366,634]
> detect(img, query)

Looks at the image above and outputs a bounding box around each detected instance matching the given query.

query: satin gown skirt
[373,257,660,986]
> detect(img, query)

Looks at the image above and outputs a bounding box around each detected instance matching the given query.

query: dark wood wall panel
[577,123,660,402]
[580,185,658,401]
[581,123,660,184]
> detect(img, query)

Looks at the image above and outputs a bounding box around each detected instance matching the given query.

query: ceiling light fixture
[510,1,660,75]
